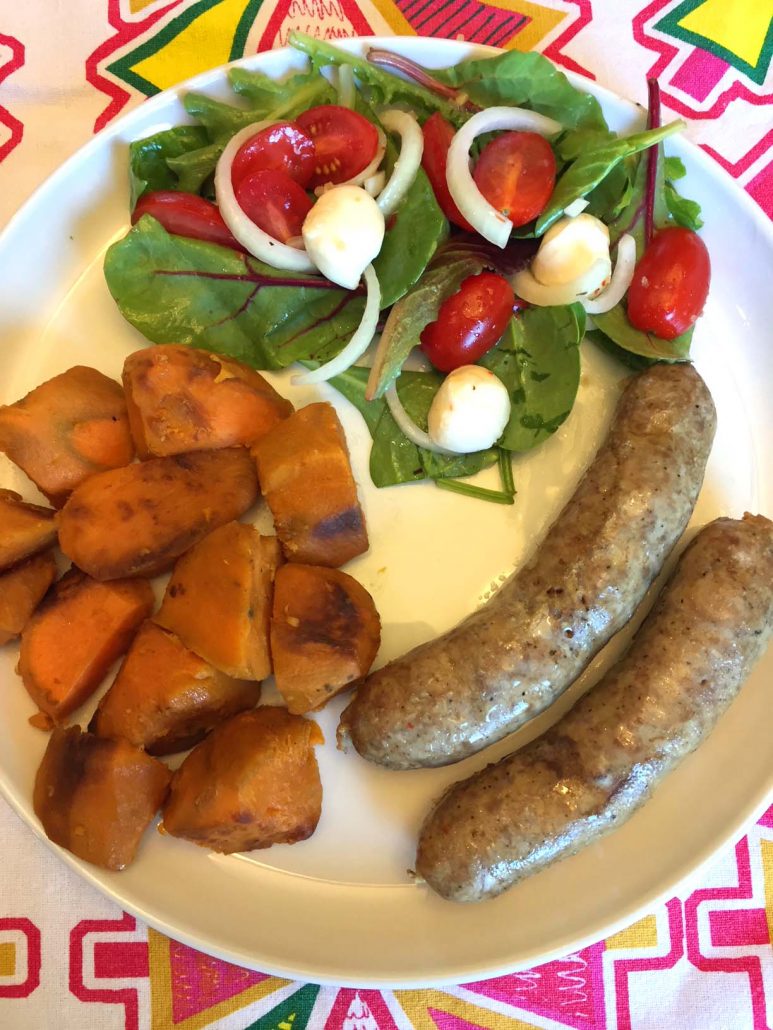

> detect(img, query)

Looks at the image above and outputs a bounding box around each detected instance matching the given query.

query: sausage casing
[339,363,716,768]
[416,515,773,902]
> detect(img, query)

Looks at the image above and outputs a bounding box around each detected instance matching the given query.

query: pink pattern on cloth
[669,47,728,103]
[613,899,684,1030]
[166,939,270,1024]
[0,33,25,163]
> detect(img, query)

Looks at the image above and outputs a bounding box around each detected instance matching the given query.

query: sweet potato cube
[155,522,280,680]
[34,726,171,870]
[19,569,154,722]
[271,564,381,714]
[252,402,368,567]
[161,707,323,854]
[90,621,261,755]
[0,367,134,506]
[0,489,57,571]
[123,344,293,458]
[57,448,259,580]
[0,551,57,646]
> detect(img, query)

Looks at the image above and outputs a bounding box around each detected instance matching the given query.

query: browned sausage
[339,363,716,768]
[416,515,773,902]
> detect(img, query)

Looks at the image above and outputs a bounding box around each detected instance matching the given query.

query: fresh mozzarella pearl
[428,366,511,454]
[531,213,612,299]
[301,185,385,290]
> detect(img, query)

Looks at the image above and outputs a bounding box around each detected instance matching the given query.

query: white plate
[0,37,771,988]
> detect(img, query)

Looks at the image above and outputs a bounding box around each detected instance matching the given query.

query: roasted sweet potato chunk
[155,522,280,680]
[0,489,57,571]
[0,367,134,506]
[34,726,171,870]
[251,402,368,567]
[123,345,293,458]
[19,569,154,722]
[271,564,381,714]
[57,448,259,580]
[0,551,57,646]
[90,621,261,755]
[161,707,323,854]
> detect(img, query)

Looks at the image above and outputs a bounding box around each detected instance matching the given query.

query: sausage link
[339,363,716,768]
[416,515,773,902]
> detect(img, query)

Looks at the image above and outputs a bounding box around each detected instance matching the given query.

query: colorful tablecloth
[1,2,772,1028]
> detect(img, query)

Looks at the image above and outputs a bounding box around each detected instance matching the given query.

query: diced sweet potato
[123,345,293,458]
[161,707,323,854]
[57,448,259,580]
[33,726,171,870]
[271,564,381,714]
[19,569,154,722]
[0,551,57,646]
[0,367,134,506]
[0,489,57,571]
[90,621,261,755]
[252,402,368,567]
[155,522,281,680]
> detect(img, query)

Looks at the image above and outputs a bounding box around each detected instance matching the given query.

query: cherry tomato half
[473,132,556,228]
[234,169,313,243]
[295,105,379,189]
[626,227,711,340]
[420,272,516,373]
[132,190,243,250]
[230,121,316,189]
[421,112,474,232]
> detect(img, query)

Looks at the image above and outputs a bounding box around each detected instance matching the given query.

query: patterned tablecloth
[1,2,772,1028]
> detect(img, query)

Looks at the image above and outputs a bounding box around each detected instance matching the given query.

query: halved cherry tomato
[234,169,314,243]
[295,105,379,189]
[420,272,516,373]
[230,121,316,189]
[132,191,243,250]
[473,132,556,228]
[626,227,710,340]
[421,113,474,232]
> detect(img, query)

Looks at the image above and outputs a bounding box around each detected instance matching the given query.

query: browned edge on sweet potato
[0,489,57,571]
[0,550,57,647]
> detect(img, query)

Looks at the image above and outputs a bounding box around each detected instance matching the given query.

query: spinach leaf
[166,142,223,196]
[585,329,657,371]
[591,305,692,363]
[129,126,209,209]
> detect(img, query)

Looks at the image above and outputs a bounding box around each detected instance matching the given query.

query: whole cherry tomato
[295,105,379,188]
[230,121,316,188]
[420,272,516,373]
[473,132,556,228]
[421,113,474,232]
[626,227,711,340]
[234,169,314,243]
[132,191,243,250]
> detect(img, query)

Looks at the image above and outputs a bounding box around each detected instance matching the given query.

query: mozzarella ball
[428,366,511,454]
[302,185,385,290]
[532,212,612,299]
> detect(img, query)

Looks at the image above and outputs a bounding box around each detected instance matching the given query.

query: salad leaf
[591,305,692,362]
[166,142,223,196]
[128,126,209,209]
[585,330,657,371]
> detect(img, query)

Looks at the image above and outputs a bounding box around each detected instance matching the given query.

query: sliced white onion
[564,197,589,218]
[335,128,387,189]
[446,106,563,248]
[337,64,356,110]
[385,384,455,455]
[364,171,386,197]
[582,233,637,314]
[376,109,424,218]
[215,121,317,273]
[293,264,381,386]
[511,266,599,307]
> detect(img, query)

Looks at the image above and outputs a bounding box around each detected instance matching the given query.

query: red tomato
[421,113,474,232]
[230,122,316,189]
[234,169,313,243]
[420,272,515,373]
[295,105,379,188]
[626,227,711,340]
[473,132,556,228]
[132,191,243,250]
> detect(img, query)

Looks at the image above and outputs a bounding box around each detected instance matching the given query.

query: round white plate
[0,37,771,988]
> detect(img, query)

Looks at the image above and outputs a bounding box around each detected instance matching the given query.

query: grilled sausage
[339,363,716,768]
[416,515,773,902]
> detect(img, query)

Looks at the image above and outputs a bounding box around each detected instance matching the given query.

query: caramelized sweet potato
[57,448,259,580]
[156,522,281,680]
[90,621,261,755]
[0,367,134,506]
[0,551,57,646]
[34,726,170,870]
[161,707,323,854]
[123,345,293,458]
[0,489,57,571]
[19,569,154,722]
[251,402,368,567]
[271,564,381,714]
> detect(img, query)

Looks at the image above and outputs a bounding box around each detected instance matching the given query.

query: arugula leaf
[129,126,210,209]
[664,182,704,230]
[591,305,692,362]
